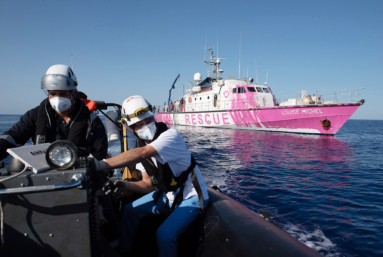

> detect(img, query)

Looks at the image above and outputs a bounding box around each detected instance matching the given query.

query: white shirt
[136,128,209,205]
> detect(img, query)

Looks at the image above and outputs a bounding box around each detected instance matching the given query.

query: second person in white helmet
[90,95,209,257]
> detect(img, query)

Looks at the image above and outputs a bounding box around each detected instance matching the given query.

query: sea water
[1,115,382,256]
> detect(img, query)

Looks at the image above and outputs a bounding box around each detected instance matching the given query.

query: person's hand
[113,180,129,195]
[89,158,106,172]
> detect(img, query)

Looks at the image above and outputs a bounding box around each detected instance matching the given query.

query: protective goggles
[41,74,78,91]
[47,90,73,97]
[122,106,151,122]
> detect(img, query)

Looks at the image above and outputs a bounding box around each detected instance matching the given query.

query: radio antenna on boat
[265,69,269,85]
[217,28,219,59]
[238,33,241,79]
[247,66,249,82]
[255,59,258,85]
[204,36,207,63]
[71,55,74,70]
[206,46,213,78]
[204,36,211,78]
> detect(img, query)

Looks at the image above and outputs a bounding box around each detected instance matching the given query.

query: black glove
[102,180,129,195]
[89,158,107,171]
[113,180,129,194]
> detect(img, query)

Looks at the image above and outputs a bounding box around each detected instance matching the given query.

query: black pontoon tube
[197,187,322,257]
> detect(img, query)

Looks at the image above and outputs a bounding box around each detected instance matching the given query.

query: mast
[238,33,241,79]
[204,46,225,82]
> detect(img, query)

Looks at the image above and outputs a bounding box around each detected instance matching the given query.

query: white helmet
[122,95,154,126]
[41,64,78,91]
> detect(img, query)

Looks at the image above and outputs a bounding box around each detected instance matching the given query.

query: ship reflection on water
[176,125,353,190]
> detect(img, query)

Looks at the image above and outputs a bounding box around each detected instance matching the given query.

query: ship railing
[314,88,364,104]
[158,103,185,113]
[276,88,364,105]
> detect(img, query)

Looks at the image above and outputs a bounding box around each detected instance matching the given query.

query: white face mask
[136,122,157,140]
[49,96,73,113]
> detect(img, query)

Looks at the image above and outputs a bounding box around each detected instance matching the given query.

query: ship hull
[155,103,362,135]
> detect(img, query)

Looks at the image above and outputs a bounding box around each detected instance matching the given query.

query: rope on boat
[0,166,28,183]
[260,211,285,232]
[211,185,223,193]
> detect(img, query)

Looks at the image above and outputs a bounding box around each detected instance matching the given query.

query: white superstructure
[182,48,276,113]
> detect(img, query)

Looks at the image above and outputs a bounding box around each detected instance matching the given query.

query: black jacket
[0,98,108,161]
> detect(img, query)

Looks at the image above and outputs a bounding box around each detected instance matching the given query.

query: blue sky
[0,0,382,119]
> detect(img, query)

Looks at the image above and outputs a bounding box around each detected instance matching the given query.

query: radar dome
[194,73,202,83]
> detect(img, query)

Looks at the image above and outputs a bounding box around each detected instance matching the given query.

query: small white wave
[284,224,338,256]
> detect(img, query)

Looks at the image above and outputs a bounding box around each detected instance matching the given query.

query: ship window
[256,87,264,93]
[247,87,256,92]
[195,98,196,101]
[238,87,246,93]
[233,88,237,93]
[200,97,202,100]
[207,96,210,99]
[263,87,270,93]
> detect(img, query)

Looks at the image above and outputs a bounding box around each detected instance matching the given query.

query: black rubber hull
[197,187,321,256]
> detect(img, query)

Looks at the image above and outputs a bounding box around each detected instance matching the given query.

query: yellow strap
[122,122,133,196]
[170,177,177,186]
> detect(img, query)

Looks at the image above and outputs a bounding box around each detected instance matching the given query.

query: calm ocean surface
[1,115,382,256]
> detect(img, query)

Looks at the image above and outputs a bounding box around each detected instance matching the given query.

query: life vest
[81,99,97,112]
[136,122,204,214]
[34,98,98,146]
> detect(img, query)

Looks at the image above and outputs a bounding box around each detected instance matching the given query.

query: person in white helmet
[0,64,108,160]
[90,95,209,257]
[0,64,115,228]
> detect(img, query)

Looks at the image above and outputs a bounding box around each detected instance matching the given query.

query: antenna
[247,66,249,81]
[238,32,241,79]
[204,35,207,63]
[216,28,220,82]
[217,28,219,59]
[206,46,213,78]
[265,69,269,85]
[71,55,74,70]
[255,59,258,85]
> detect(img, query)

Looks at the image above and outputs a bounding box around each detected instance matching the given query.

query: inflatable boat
[0,101,321,257]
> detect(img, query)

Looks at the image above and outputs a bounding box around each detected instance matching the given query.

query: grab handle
[0,174,85,197]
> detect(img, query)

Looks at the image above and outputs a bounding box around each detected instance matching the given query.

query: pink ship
[155,48,364,135]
